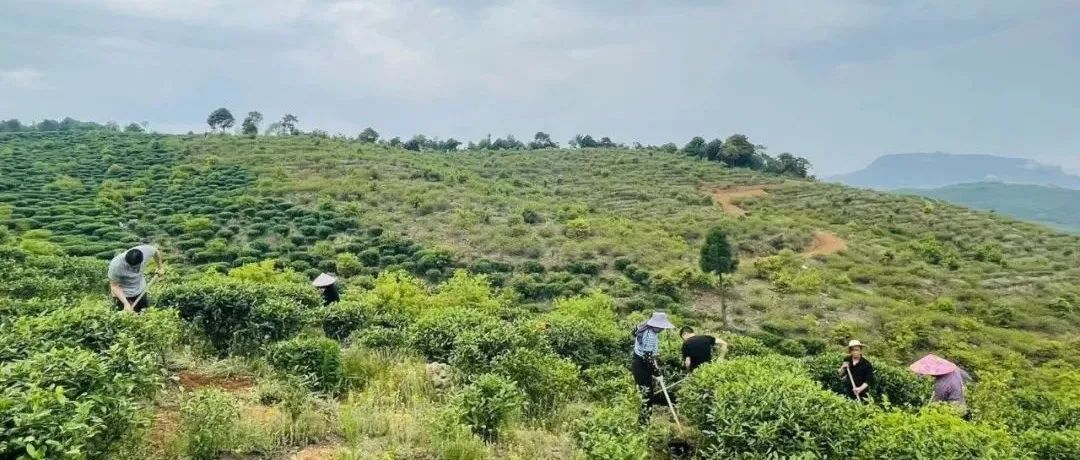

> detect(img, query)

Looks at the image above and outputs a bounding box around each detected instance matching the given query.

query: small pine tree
[700,227,738,326]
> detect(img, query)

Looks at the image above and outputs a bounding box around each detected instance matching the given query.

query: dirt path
[706,186,769,217]
[803,231,847,257]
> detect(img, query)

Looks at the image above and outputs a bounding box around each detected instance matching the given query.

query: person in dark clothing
[837,339,874,401]
[313,273,340,305]
[680,326,728,372]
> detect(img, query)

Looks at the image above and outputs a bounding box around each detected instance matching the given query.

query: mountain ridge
[829,152,1080,190]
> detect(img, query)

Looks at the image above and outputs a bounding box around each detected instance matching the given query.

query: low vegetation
[1,129,1078,458]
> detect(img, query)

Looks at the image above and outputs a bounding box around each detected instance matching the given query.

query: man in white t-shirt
[107,244,165,313]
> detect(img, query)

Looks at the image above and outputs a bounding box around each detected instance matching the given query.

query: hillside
[829,152,1080,190]
[900,182,1080,232]
[2,131,1079,458]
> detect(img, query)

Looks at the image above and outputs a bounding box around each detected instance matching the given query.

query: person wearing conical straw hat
[630,311,675,424]
[909,354,970,414]
[837,340,874,402]
[313,273,340,306]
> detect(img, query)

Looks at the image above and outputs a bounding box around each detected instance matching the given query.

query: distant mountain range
[829,153,1080,190]
[898,182,1080,232]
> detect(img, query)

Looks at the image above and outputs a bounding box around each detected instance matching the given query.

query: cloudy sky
[2,0,1078,175]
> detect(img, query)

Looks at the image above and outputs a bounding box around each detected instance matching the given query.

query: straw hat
[847,339,864,349]
[645,312,675,329]
[312,273,337,288]
[909,354,959,376]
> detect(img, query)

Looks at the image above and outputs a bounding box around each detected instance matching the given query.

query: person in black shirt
[680,327,728,372]
[837,339,874,401]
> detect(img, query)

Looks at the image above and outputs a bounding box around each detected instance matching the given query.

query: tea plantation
[1,130,1077,459]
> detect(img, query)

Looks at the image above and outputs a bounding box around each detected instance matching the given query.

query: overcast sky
[2,0,1078,175]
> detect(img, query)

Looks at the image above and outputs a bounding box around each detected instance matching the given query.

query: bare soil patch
[707,186,769,217]
[802,231,847,257]
[292,444,342,460]
[178,370,254,394]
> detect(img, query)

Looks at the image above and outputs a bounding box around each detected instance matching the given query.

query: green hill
[899,182,1080,232]
[2,131,1078,458]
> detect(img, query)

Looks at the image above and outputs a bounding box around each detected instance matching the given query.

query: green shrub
[491,348,579,418]
[571,403,648,460]
[348,326,409,350]
[801,353,931,409]
[409,308,496,363]
[857,405,1018,459]
[1019,428,1080,460]
[719,332,774,358]
[535,313,626,368]
[581,364,638,406]
[157,277,319,354]
[0,345,155,459]
[679,356,867,458]
[452,373,523,441]
[180,389,240,460]
[268,336,342,392]
[450,322,528,375]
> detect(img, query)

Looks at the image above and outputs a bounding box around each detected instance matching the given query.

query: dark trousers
[631,354,656,424]
[113,293,149,313]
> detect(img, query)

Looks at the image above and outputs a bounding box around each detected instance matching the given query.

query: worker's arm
[153,247,166,276]
[837,361,849,377]
[684,356,691,370]
[110,282,133,312]
[855,382,870,395]
[715,339,729,360]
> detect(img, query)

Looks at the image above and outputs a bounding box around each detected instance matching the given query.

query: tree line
[3,108,814,178]
[0,117,148,134]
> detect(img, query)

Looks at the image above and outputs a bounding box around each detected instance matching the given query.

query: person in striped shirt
[630,311,675,424]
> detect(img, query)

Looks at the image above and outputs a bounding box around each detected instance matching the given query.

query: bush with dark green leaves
[348,326,409,350]
[491,348,579,418]
[409,307,498,363]
[718,331,774,358]
[451,373,523,441]
[0,304,180,362]
[857,405,1018,459]
[267,336,343,392]
[450,321,531,375]
[157,277,319,354]
[679,356,868,458]
[534,313,627,368]
[802,353,931,409]
[0,342,161,460]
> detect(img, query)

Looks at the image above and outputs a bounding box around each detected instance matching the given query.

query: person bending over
[108,244,164,313]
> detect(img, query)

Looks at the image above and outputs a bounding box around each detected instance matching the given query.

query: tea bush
[451,373,523,441]
[409,307,498,363]
[802,353,931,409]
[534,313,626,368]
[450,322,530,375]
[491,348,580,418]
[679,356,867,458]
[1018,428,1080,460]
[856,405,1018,459]
[0,346,151,459]
[157,277,319,354]
[180,388,241,460]
[571,404,648,460]
[268,336,343,392]
[581,364,638,406]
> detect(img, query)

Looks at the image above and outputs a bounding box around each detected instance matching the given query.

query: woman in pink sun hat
[910,354,971,414]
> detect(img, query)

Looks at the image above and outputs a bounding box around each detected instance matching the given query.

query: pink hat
[908,354,958,376]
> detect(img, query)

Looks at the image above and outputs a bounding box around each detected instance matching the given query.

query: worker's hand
[123,302,135,313]
[854,386,866,396]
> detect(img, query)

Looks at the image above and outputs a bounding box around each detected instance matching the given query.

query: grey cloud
[2,0,1078,174]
